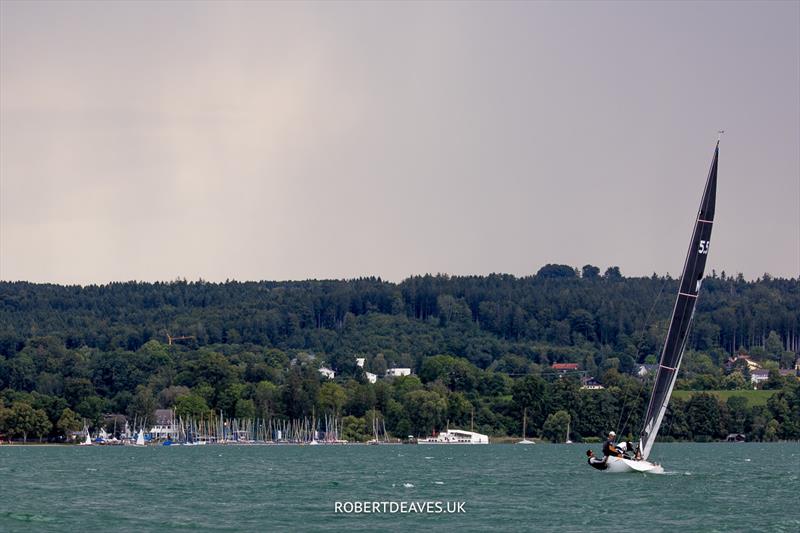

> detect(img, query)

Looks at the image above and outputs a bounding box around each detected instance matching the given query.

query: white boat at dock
[417,429,488,444]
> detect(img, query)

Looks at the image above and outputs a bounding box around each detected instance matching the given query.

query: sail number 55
[698,240,710,254]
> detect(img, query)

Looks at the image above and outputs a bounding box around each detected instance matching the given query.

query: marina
[73,412,355,446]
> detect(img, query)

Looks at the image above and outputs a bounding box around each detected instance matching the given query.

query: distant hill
[0,267,797,443]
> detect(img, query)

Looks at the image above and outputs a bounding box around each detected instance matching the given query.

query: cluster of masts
[78,412,361,446]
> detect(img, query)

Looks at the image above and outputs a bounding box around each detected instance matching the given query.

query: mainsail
[638,142,719,460]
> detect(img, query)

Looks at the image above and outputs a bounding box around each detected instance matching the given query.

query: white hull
[417,429,489,445]
[603,456,664,474]
[417,441,487,445]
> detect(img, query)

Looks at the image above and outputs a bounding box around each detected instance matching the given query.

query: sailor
[602,431,623,458]
[586,449,608,470]
[615,439,639,459]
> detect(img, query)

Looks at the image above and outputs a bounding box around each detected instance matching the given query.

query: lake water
[1,442,798,532]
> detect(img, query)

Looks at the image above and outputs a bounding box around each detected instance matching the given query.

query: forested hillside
[1,265,798,443]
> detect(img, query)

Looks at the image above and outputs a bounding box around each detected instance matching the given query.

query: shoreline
[2,440,798,447]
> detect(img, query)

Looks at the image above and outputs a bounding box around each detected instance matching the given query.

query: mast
[639,141,719,460]
[522,407,527,439]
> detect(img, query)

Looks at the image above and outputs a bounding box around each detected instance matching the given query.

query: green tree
[193,351,235,390]
[511,375,547,428]
[686,393,723,440]
[582,265,600,279]
[75,396,107,429]
[542,410,571,443]
[127,386,157,428]
[723,372,747,390]
[282,366,319,419]
[537,264,578,279]
[318,382,347,417]
[7,402,51,443]
[55,408,81,439]
[341,415,368,442]
[403,390,446,436]
[175,394,210,418]
[159,386,190,409]
[763,419,780,442]
[767,383,800,439]
[764,331,783,361]
[446,393,473,428]
[725,396,749,434]
[780,351,796,369]
[234,398,256,419]
[371,354,388,376]
[419,355,479,392]
[385,398,411,438]
[253,381,280,419]
[30,408,51,442]
[217,384,246,416]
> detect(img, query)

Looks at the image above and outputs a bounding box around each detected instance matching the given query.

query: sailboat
[517,407,535,444]
[79,423,93,446]
[565,419,573,444]
[599,140,719,474]
[135,428,146,446]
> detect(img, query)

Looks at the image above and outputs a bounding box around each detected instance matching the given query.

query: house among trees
[386,368,412,377]
[150,409,177,439]
[551,363,579,373]
[355,358,365,368]
[365,372,377,384]
[750,369,770,387]
[725,353,761,372]
[319,367,335,380]
[580,376,604,390]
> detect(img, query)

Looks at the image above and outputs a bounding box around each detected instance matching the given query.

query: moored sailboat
[593,140,719,473]
[517,407,535,444]
[79,424,93,446]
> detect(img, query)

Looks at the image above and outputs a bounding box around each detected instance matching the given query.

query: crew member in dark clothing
[602,431,623,458]
[586,450,608,470]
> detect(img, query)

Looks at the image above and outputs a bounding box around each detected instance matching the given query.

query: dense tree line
[0,266,798,442]
[2,268,797,364]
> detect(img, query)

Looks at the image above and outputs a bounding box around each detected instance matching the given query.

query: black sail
[639,142,718,460]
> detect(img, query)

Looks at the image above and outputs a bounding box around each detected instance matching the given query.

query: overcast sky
[1,1,798,285]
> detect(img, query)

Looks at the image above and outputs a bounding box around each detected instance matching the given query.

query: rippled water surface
[1,442,798,532]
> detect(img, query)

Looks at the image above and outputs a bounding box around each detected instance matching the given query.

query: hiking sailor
[586,449,607,470]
